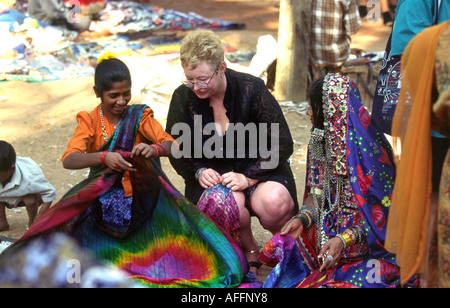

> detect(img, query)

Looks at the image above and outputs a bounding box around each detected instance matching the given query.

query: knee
[255,188,294,220]
[21,194,40,207]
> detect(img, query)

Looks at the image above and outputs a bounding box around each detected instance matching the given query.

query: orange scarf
[386,21,449,285]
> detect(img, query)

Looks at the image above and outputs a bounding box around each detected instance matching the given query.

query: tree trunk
[274,0,311,103]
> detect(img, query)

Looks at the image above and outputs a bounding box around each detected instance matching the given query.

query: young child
[0,141,57,231]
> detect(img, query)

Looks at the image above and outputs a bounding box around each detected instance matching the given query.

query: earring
[308,128,325,162]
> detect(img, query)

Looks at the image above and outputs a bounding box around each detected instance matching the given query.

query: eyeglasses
[182,71,217,89]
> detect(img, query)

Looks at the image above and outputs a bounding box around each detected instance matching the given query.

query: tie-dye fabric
[259,233,307,288]
[197,185,242,248]
[196,184,266,287]
[71,155,245,288]
[1,104,245,288]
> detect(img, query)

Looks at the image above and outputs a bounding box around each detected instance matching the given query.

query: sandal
[244,248,262,272]
[248,261,262,270]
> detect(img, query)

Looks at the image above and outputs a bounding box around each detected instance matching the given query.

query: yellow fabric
[386,21,450,285]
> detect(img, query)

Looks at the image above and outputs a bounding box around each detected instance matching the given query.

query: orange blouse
[62,104,174,197]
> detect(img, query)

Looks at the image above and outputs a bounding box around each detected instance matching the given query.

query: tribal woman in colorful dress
[259,73,419,288]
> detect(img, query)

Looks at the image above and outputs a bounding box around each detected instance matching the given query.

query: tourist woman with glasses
[166,30,298,280]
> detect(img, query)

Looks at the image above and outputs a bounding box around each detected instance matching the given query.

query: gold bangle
[341,232,353,248]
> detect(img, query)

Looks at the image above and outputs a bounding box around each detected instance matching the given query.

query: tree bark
[274,0,311,103]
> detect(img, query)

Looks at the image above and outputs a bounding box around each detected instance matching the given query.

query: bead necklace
[310,159,344,252]
[307,128,329,251]
[99,106,117,142]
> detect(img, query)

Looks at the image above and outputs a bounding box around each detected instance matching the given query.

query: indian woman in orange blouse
[62,54,174,197]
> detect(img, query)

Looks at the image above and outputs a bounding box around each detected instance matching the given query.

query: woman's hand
[63,152,135,172]
[221,172,250,191]
[131,141,173,159]
[131,143,156,158]
[103,151,137,172]
[318,237,345,272]
[198,168,222,189]
[279,218,304,240]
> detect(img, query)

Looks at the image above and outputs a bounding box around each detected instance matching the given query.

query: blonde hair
[180,30,225,70]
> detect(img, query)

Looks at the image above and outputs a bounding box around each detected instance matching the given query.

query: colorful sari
[1,104,245,288]
[260,74,419,288]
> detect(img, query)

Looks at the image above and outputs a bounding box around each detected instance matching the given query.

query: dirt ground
[0,0,390,281]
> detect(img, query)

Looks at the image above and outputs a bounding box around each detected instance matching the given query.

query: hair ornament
[97,51,118,64]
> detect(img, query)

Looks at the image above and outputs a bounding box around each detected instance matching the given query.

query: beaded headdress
[322,73,349,177]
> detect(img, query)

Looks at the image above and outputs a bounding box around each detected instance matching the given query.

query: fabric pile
[0,0,245,82]
[90,1,245,33]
